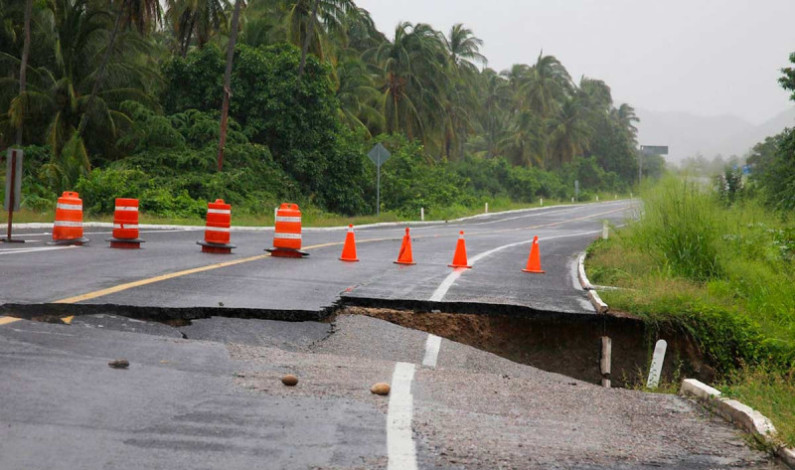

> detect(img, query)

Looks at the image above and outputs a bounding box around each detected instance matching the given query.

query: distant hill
[636,107,795,163]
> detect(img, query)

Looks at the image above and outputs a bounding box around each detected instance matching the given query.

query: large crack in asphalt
[0,298,714,388]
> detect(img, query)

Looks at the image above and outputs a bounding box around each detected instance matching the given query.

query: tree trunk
[15,0,33,146]
[297,0,319,79]
[76,0,128,139]
[216,0,243,172]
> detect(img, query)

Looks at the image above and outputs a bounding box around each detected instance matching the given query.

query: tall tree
[216,0,242,171]
[283,0,355,76]
[166,0,228,57]
[440,24,485,160]
[612,103,639,140]
[523,52,573,119]
[77,0,162,138]
[547,96,591,168]
[15,0,33,146]
[367,22,449,146]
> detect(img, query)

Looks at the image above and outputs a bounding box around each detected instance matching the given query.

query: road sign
[640,145,668,155]
[4,148,22,212]
[367,143,391,215]
[367,143,391,166]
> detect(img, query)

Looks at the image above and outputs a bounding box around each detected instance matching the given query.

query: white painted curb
[681,378,794,468]
[577,252,608,314]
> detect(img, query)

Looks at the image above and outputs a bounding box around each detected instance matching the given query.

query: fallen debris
[370,382,390,395]
[108,359,129,369]
[281,374,299,386]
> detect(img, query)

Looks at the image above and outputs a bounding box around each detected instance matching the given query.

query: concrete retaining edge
[680,378,794,468]
[577,252,608,314]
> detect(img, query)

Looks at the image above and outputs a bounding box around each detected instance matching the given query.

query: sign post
[367,143,391,215]
[3,148,24,243]
[639,145,668,186]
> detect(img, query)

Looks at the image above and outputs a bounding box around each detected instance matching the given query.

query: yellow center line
[53,238,394,305]
[0,316,21,326]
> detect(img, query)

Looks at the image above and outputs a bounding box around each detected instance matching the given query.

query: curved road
[0,201,783,469]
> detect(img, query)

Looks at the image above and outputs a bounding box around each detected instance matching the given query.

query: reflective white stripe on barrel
[114,206,138,212]
[56,203,82,211]
[54,221,83,227]
[274,232,302,240]
[275,216,301,223]
[205,227,231,233]
[113,224,139,230]
[207,209,231,215]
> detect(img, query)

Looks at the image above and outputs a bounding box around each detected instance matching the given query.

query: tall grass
[632,176,722,280]
[587,175,795,445]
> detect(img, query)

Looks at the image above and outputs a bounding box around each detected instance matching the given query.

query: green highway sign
[640,145,668,155]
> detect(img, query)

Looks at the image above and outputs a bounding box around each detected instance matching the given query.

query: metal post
[638,149,642,187]
[6,151,15,240]
[376,163,380,216]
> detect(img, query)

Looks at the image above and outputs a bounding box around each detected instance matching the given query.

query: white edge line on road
[421,335,442,368]
[0,245,77,256]
[429,230,601,302]
[387,362,418,470]
[10,200,633,233]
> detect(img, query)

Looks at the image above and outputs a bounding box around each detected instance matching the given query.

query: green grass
[586,175,795,446]
[722,368,795,448]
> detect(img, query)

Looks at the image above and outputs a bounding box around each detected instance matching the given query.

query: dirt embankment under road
[339,306,716,388]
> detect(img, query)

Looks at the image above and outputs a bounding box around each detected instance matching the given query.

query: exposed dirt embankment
[340,306,716,388]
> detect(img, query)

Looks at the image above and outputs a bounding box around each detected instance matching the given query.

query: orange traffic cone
[394,227,416,265]
[448,231,472,269]
[522,236,545,273]
[339,224,359,262]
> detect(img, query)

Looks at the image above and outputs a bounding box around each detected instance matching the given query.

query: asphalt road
[1,201,630,312]
[0,201,784,469]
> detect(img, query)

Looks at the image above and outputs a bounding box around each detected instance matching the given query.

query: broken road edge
[681,378,795,469]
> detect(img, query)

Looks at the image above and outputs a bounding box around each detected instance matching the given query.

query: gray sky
[356,0,795,125]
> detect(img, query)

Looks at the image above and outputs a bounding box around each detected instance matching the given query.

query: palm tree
[441,24,485,160]
[547,97,592,168]
[500,109,544,167]
[282,0,355,77]
[166,0,229,57]
[612,103,639,141]
[216,0,242,171]
[523,52,573,119]
[335,53,383,136]
[77,0,163,138]
[367,22,449,145]
[467,68,509,159]
[1,0,157,190]
[445,23,486,76]
[15,0,33,146]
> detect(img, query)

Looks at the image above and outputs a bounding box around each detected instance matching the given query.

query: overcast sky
[356,0,795,125]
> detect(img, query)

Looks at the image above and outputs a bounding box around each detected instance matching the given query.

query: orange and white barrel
[197,199,235,254]
[108,198,144,248]
[267,203,308,258]
[51,191,89,245]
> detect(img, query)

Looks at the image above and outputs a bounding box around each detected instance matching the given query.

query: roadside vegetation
[1,0,651,223]
[586,51,795,447]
